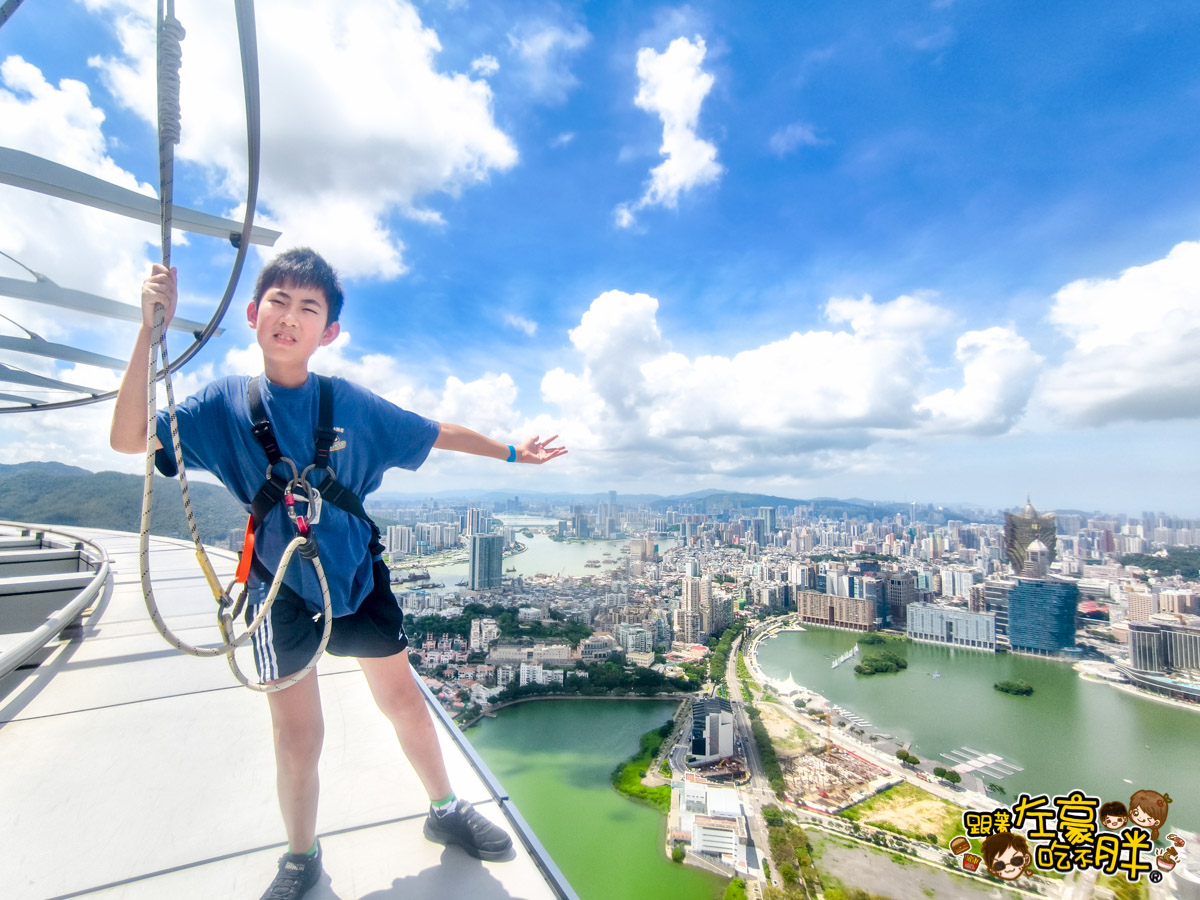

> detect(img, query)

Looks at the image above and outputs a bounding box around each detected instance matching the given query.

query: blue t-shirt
[154,374,439,617]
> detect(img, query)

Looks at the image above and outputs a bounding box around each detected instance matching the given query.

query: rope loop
[138,10,333,692]
[156,15,186,146]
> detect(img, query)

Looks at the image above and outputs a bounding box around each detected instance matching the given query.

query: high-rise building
[885,572,916,627]
[468,533,503,591]
[983,577,1016,636]
[466,507,492,535]
[673,607,702,645]
[862,575,886,627]
[1005,498,1058,574]
[1007,572,1078,654]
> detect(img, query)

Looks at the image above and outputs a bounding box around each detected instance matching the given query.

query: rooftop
[1,524,574,899]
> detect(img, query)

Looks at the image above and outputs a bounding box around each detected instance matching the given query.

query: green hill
[0,462,247,541]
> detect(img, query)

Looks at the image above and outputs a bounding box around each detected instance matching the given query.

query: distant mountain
[0,462,247,540]
[369,486,964,522]
[8,461,1009,533]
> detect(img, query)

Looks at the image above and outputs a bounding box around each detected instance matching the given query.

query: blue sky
[2,0,1200,515]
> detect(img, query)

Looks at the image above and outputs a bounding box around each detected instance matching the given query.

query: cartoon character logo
[982,831,1032,882]
[1099,800,1128,830]
[1129,789,1172,841]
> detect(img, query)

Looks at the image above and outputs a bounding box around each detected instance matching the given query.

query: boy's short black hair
[253,247,345,325]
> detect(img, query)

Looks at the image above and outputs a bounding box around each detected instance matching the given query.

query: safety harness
[240,373,383,583]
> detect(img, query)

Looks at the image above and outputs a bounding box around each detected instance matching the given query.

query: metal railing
[416,677,582,900]
[0,522,109,680]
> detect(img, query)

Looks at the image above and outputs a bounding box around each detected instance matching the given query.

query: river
[411,522,678,589]
[466,700,726,900]
[756,626,1199,831]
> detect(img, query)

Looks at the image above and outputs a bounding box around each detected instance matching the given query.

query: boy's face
[247,283,339,370]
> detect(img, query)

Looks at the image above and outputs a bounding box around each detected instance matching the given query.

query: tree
[945,770,962,785]
[671,843,685,863]
[933,767,947,779]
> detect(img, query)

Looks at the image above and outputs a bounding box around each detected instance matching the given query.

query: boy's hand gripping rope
[138,309,333,693]
[138,4,331,693]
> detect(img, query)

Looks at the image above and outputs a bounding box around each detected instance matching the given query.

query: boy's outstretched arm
[433,425,567,465]
[110,264,176,453]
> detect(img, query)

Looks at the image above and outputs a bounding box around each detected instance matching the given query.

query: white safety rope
[138,2,332,693]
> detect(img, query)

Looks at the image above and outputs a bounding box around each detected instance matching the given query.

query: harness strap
[314,375,337,469]
[245,374,383,556]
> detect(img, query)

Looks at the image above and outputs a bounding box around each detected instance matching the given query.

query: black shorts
[246,558,409,682]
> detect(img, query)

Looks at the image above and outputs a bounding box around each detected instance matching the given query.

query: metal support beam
[0,363,101,395]
[0,148,281,247]
[0,275,215,335]
[0,334,125,370]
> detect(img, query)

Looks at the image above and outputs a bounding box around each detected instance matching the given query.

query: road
[725,632,781,888]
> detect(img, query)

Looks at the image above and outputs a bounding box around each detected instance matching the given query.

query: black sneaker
[260,841,322,899]
[423,799,513,861]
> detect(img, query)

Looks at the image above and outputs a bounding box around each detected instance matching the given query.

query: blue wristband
[506,444,516,463]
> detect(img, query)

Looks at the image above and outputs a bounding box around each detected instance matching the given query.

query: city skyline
[2,1,1200,514]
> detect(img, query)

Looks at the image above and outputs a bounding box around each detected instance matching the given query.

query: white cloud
[471,54,500,77]
[0,54,159,381]
[536,288,1031,483]
[615,36,722,228]
[916,327,1043,434]
[768,122,824,157]
[550,131,575,148]
[1038,240,1200,425]
[86,0,518,279]
[503,313,538,336]
[432,372,520,436]
[613,205,636,229]
[506,20,590,104]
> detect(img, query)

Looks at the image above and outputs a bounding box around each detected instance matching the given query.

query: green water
[757,627,1200,830]
[466,700,726,900]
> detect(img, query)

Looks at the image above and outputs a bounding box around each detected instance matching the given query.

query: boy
[110,248,566,900]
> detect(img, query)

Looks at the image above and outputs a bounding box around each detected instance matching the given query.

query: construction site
[782,745,899,812]
[755,697,899,813]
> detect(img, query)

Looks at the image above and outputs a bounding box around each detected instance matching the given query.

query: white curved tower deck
[1,526,572,900]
